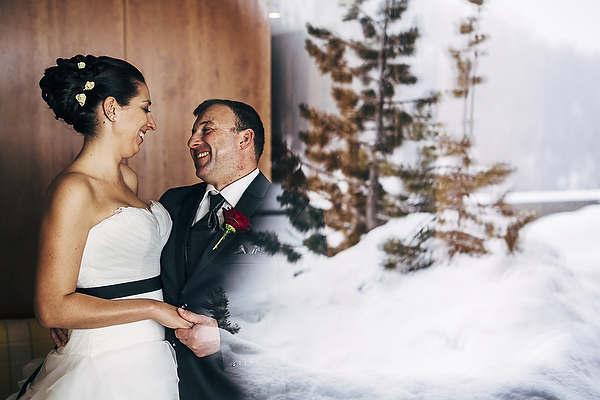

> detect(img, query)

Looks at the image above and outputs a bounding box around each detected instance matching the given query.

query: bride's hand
[154,302,194,329]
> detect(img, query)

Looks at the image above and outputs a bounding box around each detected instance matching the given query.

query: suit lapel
[233,172,271,220]
[186,172,271,280]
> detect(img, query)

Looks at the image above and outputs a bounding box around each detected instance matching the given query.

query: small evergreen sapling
[203,286,240,335]
[383,0,536,271]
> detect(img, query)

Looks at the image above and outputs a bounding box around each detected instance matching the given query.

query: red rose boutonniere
[212,207,251,250]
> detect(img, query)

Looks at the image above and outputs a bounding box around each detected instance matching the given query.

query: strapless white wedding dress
[15,201,179,400]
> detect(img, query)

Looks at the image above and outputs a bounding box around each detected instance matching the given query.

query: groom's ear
[238,128,255,151]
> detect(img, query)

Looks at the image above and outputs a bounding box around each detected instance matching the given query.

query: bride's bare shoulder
[43,170,96,216]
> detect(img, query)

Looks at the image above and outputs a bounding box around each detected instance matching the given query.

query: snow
[228,205,600,399]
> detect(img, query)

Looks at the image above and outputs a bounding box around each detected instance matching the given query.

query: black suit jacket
[160,172,308,400]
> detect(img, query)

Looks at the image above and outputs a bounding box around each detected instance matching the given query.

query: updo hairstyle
[39,54,146,136]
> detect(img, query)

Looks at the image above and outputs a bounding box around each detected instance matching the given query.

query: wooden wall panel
[0,0,271,318]
[0,0,124,318]
[125,0,272,201]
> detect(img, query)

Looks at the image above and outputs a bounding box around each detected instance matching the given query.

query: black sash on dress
[75,275,162,299]
[16,362,44,399]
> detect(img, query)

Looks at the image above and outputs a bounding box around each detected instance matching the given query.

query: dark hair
[193,99,265,163]
[39,54,146,136]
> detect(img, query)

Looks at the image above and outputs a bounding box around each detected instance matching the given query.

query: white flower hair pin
[75,81,95,107]
[75,93,86,107]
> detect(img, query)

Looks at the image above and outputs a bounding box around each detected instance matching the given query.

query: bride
[10,54,197,399]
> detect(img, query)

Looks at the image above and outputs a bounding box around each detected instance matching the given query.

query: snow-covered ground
[228,205,600,399]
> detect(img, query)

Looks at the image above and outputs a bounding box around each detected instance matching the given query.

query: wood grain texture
[0,0,271,318]
[0,0,125,318]
[125,0,272,202]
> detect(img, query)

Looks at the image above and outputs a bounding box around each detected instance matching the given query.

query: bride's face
[115,83,157,158]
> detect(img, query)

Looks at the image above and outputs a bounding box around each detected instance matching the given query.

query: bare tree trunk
[367,0,392,231]
[366,166,378,230]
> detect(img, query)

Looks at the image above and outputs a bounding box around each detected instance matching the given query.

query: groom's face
[188,105,245,190]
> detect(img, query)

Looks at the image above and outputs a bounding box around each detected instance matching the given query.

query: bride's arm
[34,173,190,330]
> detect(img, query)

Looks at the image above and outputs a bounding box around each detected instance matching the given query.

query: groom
[159,99,319,399]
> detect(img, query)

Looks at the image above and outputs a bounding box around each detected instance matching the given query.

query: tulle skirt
[12,319,179,400]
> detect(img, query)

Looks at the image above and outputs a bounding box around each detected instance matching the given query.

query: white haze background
[271,0,600,192]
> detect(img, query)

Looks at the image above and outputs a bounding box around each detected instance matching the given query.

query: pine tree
[449,0,485,139]
[300,0,425,254]
[384,0,536,271]
[249,138,328,259]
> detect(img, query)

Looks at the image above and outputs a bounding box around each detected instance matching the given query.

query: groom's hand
[175,308,221,358]
[50,328,69,348]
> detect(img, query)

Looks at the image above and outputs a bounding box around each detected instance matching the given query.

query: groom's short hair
[193,99,265,163]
